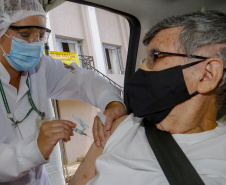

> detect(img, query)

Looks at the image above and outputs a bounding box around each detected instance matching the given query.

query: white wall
[96,8,129,87]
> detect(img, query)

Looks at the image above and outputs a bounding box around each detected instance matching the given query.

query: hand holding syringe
[72,114,93,139]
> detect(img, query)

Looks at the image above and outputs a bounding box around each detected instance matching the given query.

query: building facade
[47,1,129,165]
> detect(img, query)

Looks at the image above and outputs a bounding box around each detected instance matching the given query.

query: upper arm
[68,143,103,185]
[69,115,128,185]
[110,115,128,134]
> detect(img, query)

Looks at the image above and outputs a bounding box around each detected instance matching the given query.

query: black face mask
[126,63,199,124]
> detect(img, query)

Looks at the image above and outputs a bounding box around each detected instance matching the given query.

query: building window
[103,45,124,74]
[56,38,83,54]
[56,38,83,61]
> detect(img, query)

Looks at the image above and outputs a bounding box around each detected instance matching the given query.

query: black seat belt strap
[143,119,205,185]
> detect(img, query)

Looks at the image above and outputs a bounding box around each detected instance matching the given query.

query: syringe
[74,128,93,139]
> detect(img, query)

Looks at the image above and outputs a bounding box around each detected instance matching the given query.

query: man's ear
[197,58,224,94]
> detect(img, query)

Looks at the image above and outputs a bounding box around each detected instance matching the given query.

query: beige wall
[96,8,129,87]
[49,2,129,75]
[96,9,125,46]
[48,2,129,165]
[49,2,85,39]
[49,2,94,57]
[58,100,99,164]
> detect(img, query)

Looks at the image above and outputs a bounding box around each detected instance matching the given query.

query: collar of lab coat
[0,62,11,83]
[0,62,28,83]
[0,62,29,102]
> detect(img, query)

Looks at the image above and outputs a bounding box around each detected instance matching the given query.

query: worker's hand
[37,119,76,160]
[93,101,127,147]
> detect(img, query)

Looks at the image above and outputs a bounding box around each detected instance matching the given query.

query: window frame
[56,38,83,54]
[103,45,124,74]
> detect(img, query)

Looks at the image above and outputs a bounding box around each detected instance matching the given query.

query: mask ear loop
[1,34,12,55]
[4,33,11,39]
[181,59,207,98]
[190,91,199,97]
[1,44,7,55]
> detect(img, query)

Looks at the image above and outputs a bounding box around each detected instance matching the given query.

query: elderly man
[69,10,226,185]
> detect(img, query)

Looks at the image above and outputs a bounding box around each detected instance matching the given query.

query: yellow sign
[49,51,79,66]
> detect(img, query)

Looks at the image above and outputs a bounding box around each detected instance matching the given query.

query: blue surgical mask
[1,37,44,71]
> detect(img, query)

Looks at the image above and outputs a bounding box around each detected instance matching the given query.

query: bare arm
[68,143,103,185]
[69,115,128,185]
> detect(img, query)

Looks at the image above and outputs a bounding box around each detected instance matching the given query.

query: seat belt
[143,118,205,185]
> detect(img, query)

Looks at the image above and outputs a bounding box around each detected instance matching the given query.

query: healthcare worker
[0,0,126,184]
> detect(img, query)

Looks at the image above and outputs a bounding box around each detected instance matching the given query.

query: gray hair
[143,10,226,108]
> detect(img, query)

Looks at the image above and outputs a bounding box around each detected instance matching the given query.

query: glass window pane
[68,43,76,53]
[62,42,69,52]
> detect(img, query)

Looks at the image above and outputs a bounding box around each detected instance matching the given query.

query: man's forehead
[146,26,183,52]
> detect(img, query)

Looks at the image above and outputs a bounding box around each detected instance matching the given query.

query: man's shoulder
[111,115,129,134]
[110,114,143,135]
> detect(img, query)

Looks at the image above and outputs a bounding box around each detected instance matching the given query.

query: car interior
[38,0,226,183]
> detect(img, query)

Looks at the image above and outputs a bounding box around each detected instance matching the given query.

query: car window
[45,2,139,183]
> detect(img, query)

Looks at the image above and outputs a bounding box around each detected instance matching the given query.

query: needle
[82,132,94,139]
[74,128,93,139]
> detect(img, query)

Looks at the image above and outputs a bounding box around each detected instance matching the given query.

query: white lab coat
[0,54,122,185]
